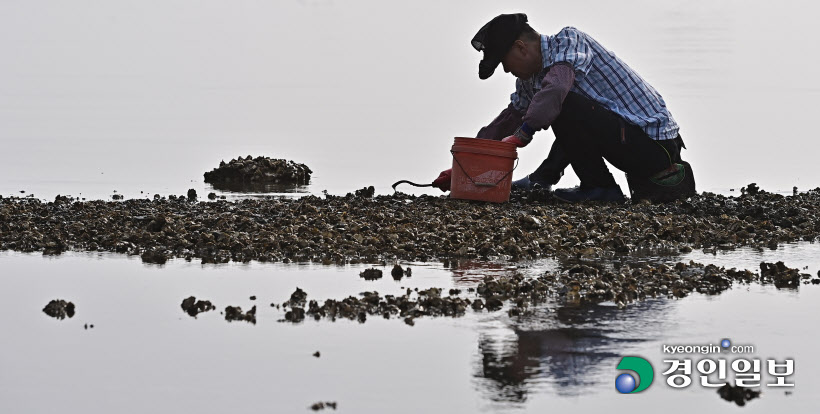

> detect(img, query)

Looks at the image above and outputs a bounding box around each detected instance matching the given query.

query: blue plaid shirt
[511,27,679,141]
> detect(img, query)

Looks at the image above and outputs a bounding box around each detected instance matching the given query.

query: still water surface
[2,243,819,413]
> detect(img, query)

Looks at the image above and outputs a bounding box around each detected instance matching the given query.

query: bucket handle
[450,150,519,188]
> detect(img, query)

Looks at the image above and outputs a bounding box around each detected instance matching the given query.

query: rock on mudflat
[391,264,404,280]
[203,155,312,189]
[290,287,308,305]
[360,268,382,281]
[281,287,308,322]
[140,247,169,264]
[760,261,807,288]
[295,288,470,325]
[180,296,215,317]
[353,186,374,198]
[224,305,256,324]
[310,401,337,411]
[285,307,306,323]
[43,299,75,320]
[718,383,760,406]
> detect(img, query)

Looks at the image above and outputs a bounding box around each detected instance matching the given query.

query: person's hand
[502,135,527,148]
[502,123,533,148]
[432,168,452,192]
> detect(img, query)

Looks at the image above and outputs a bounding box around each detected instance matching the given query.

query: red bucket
[450,137,518,203]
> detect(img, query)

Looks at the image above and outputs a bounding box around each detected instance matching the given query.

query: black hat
[471,13,528,80]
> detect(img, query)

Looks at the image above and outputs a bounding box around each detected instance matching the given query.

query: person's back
[517,26,679,143]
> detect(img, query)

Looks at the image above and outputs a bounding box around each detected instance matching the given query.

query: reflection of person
[475,299,669,402]
[433,13,690,202]
[478,327,618,401]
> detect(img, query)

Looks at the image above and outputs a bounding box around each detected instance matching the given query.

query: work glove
[502,135,527,147]
[502,123,534,148]
[432,168,452,192]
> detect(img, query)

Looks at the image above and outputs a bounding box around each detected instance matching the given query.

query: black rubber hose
[392,180,433,191]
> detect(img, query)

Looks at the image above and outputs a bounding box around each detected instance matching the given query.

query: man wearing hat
[432,13,691,202]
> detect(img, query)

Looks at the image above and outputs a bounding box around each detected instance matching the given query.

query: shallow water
[2,242,819,413]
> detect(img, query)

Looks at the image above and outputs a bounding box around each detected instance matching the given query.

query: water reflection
[2,243,818,412]
[459,252,702,403]
[463,241,820,406]
[447,259,556,285]
[206,181,310,193]
[474,299,668,402]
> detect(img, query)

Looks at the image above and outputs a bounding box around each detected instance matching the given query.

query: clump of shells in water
[204,155,312,187]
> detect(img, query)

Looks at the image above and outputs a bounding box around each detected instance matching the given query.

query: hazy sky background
[1,0,818,199]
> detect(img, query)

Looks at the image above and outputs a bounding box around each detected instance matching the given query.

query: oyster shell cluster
[42,299,75,320]
[5,184,820,265]
[271,260,816,325]
[717,383,761,406]
[224,305,256,324]
[203,155,312,191]
[180,296,216,317]
[310,401,337,411]
[287,287,472,325]
[759,261,805,288]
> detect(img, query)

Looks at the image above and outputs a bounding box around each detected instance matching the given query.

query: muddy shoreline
[3,186,820,266]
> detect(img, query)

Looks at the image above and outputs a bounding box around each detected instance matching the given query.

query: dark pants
[532,92,683,188]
